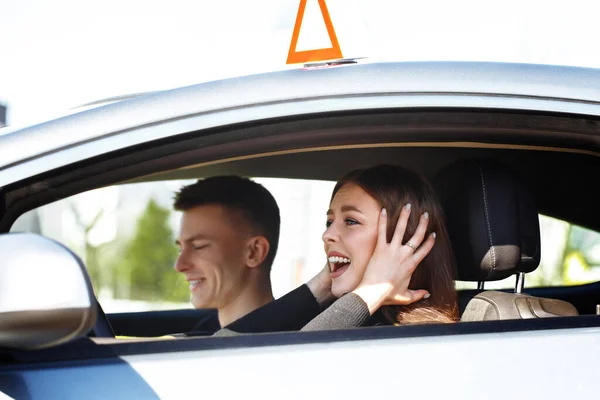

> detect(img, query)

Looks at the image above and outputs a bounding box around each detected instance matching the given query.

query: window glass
[10,178,336,313]
[455,215,600,290]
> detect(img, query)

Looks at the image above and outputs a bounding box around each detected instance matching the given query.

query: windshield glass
[1,0,599,127]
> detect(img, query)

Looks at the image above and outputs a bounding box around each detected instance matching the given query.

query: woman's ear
[246,236,270,269]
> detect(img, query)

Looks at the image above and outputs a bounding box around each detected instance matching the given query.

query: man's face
[174,204,250,309]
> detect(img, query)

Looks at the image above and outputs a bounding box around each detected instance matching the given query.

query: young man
[173,175,280,333]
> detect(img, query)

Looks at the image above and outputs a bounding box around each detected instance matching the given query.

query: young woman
[209,164,459,336]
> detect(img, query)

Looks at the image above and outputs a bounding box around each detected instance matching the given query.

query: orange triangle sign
[286,0,343,64]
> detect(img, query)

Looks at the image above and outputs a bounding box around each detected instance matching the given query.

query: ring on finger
[404,242,417,251]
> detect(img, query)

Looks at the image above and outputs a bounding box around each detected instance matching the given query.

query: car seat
[433,158,578,321]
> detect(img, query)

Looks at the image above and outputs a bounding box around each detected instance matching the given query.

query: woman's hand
[351,204,436,315]
[306,262,336,308]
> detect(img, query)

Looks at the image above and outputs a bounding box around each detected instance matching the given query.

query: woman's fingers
[401,211,430,252]
[390,203,411,246]
[376,208,388,247]
[385,289,431,306]
[412,232,436,264]
[359,205,436,311]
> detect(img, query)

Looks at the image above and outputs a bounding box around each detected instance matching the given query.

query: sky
[2,0,600,128]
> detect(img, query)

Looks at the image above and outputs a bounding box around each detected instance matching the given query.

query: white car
[1,61,600,399]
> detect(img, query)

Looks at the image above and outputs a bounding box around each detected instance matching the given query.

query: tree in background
[118,198,189,302]
[561,225,600,285]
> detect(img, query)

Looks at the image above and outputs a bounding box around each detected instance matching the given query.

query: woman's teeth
[328,256,351,264]
[329,256,351,272]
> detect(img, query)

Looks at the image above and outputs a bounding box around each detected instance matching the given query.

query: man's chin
[191,297,213,309]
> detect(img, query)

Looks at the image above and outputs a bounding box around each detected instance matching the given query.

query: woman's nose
[322,224,339,244]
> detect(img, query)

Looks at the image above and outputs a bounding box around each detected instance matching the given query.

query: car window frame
[3,108,600,357]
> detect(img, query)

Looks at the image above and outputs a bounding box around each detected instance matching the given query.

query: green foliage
[119,198,189,302]
[562,250,590,285]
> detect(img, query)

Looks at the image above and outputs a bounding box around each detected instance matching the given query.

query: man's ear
[246,236,270,269]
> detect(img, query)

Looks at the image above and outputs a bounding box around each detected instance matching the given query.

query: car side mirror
[0,233,97,350]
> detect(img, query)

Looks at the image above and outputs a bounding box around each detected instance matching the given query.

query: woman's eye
[344,218,359,226]
[193,244,209,251]
[325,220,333,228]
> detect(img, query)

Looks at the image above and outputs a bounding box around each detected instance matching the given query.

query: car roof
[2,61,600,171]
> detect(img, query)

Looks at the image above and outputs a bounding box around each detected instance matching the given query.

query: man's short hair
[173,176,280,270]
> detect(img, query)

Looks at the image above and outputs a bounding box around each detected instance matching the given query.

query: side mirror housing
[0,233,97,350]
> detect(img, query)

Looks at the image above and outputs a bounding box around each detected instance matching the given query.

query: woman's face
[323,183,382,297]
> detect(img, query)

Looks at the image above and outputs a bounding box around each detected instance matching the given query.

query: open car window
[13,179,600,319]
[10,177,336,313]
[12,178,600,313]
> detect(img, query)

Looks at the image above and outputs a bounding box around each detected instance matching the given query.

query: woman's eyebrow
[327,205,364,215]
[341,205,363,214]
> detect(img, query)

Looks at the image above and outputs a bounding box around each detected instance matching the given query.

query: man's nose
[174,252,190,272]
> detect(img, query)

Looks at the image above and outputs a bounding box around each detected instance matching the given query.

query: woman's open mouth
[328,256,351,279]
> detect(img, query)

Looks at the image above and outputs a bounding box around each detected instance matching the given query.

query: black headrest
[433,158,541,282]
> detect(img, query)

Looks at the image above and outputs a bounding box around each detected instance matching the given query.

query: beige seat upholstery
[461,291,578,321]
[433,158,578,321]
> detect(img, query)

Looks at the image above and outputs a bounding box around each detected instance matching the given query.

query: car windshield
[1,0,599,128]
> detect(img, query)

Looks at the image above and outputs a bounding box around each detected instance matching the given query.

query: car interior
[2,109,600,342]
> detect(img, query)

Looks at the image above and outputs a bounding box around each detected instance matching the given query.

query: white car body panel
[10,326,600,399]
[126,327,600,399]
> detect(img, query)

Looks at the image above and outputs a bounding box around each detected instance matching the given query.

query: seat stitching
[479,167,496,278]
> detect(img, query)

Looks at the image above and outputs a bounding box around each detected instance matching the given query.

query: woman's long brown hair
[332,164,459,324]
